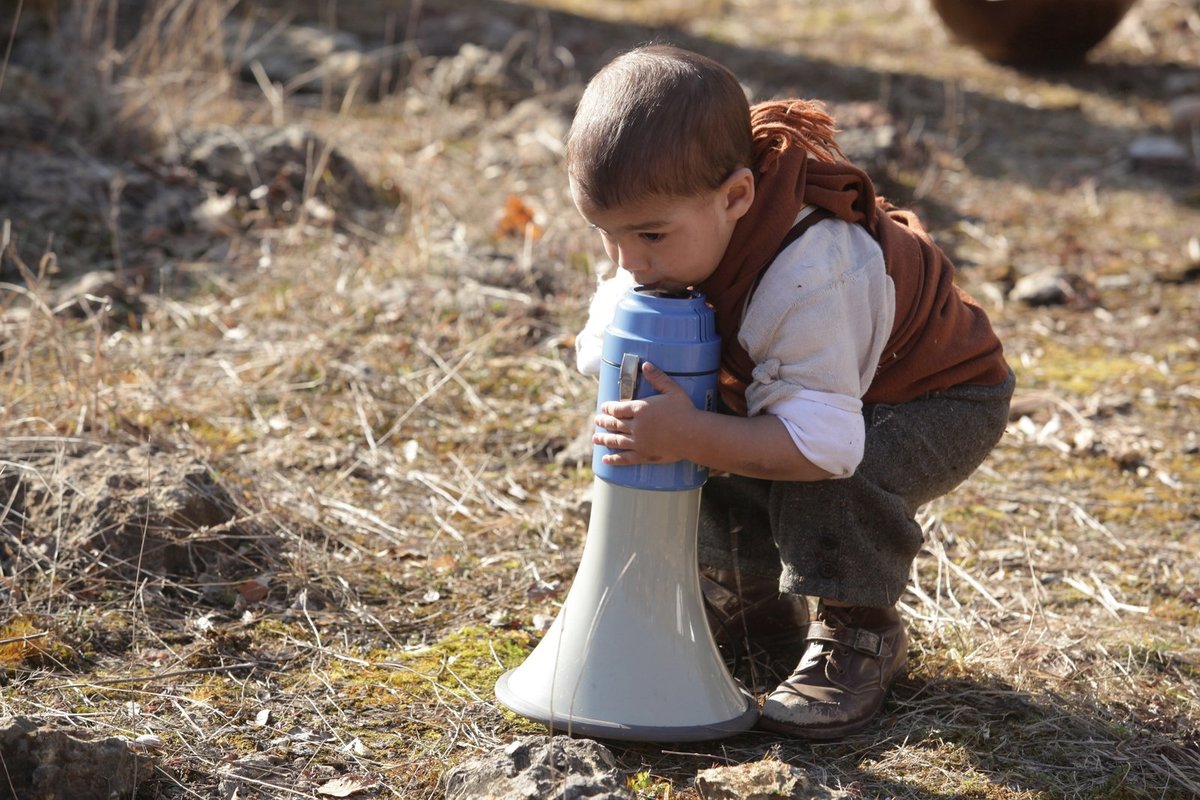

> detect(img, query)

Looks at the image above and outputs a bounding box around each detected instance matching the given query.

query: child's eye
[640,232,665,243]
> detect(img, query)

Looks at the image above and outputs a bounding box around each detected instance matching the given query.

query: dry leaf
[127,734,164,752]
[495,194,543,240]
[237,576,271,605]
[316,775,377,797]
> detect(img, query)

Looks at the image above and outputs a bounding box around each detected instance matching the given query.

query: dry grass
[1,0,1198,798]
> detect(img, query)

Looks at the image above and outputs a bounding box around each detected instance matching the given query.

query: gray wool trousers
[697,370,1015,608]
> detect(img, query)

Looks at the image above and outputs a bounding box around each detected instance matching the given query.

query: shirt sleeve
[768,390,865,478]
[739,217,895,476]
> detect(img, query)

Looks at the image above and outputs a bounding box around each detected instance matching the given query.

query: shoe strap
[804,620,885,657]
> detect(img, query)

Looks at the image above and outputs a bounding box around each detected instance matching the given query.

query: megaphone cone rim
[494,668,758,742]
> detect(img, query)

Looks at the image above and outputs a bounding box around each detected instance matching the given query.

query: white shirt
[575,212,894,478]
[739,213,894,477]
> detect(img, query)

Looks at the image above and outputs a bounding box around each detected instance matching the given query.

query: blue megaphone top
[593,287,721,491]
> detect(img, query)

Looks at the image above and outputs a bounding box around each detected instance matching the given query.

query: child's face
[570,170,754,291]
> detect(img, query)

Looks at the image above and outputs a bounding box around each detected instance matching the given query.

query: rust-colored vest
[715,195,1008,415]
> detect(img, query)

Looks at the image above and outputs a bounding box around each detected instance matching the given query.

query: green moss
[0,617,72,668]
[1018,344,1164,397]
[628,770,672,798]
[394,626,531,693]
[252,618,310,639]
[1150,596,1200,627]
[259,626,533,716]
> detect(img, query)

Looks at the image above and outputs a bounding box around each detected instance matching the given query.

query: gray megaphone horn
[494,286,757,741]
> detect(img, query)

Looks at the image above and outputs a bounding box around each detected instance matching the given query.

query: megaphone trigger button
[619,353,640,400]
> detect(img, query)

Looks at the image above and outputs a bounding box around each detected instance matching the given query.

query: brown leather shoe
[758,602,908,739]
[699,566,809,652]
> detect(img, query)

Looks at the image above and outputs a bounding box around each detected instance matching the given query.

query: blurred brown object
[930,0,1139,66]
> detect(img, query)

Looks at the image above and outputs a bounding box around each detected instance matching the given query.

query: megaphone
[495,287,757,742]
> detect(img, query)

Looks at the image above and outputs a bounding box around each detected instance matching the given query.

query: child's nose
[615,243,646,272]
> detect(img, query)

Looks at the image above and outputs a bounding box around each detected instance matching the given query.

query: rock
[443,736,633,800]
[695,760,846,800]
[1128,135,1192,169]
[0,147,206,279]
[929,0,1138,67]
[218,753,291,799]
[1008,268,1071,306]
[1008,267,1099,309]
[227,20,408,98]
[0,716,155,800]
[428,43,517,105]
[16,443,245,581]
[175,124,374,211]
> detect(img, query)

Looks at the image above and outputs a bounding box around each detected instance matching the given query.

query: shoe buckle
[807,621,884,657]
[848,628,883,657]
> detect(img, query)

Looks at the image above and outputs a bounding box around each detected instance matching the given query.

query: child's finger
[593,431,633,451]
[599,401,639,418]
[593,413,628,433]
[641,362,679,393]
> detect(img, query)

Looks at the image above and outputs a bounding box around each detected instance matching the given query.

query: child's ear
[722,167,755,221]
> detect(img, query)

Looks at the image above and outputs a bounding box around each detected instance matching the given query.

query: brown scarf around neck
[698,99,880,414]
[698,100,1009,416]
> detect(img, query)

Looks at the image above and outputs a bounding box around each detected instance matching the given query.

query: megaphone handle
[619,353,640,401]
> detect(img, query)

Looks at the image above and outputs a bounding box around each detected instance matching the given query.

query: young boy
[569,44,1014,739]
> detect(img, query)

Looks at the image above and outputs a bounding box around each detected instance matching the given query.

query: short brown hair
[566,45,753,209]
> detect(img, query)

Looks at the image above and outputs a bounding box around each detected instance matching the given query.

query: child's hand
[593,362,699,465]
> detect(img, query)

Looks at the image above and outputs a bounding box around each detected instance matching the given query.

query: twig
[297,588,323,650]
[374,338,487,448]
[148,765,208,800]
[0,0,22,97]
[407,470,479,521]
[249,60,286,127]
[1064,499,1128,552]
[317,494,409,545]
[426,495,466,543]
[350,380,379,454]
[442,662,486,703]
[1061,573,1149,618]
[940,552,1005,611]
[413,338,494,420]
[51,661,257,690]
[0,631,49,647]
[1155,751,1200,796]
[448,451,520,514]
[198,763,315,799]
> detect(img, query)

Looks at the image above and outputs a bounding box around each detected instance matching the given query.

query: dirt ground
[1,0,1198,798]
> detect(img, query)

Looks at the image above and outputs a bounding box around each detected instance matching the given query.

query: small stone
[1128,135,1190,168]
[1008,268,1075,307]
[0,716,156,800]
[695,760,846,800]
[218,754,289,798]
[443,735,632,800]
